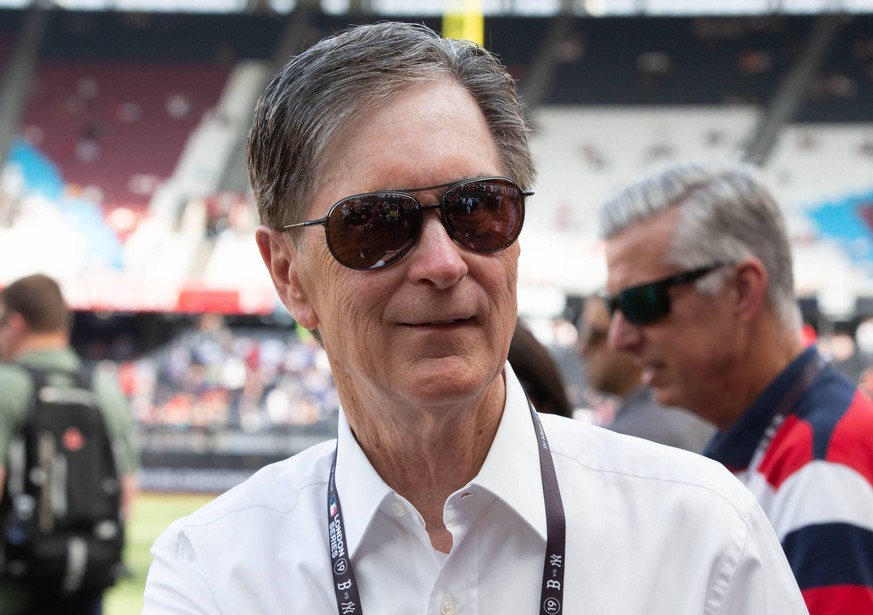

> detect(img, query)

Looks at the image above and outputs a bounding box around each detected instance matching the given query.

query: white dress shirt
[144,364,808,614]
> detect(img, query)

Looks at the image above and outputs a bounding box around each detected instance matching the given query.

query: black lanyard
[327,399,567,615]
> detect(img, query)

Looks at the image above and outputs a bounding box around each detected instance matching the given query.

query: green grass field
[104,492,217,615]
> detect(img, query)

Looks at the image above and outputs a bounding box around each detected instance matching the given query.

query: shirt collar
[15,348,80,370]
[703,346,820,470]
[472,363,547,541]
[333,364,547,557]
[618,386,651,412]
[334,409,395,559]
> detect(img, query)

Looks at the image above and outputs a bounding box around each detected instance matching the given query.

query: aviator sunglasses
[605,263,730,325]
[283,177,531,270]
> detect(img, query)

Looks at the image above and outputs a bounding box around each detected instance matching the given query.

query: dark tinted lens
[325,194,421,269]
[442,179,524,252]
[618,284,670,325]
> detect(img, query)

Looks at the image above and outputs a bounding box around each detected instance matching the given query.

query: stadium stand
[1,7,872,489]
[798,13,873,123]
[20,61,231,208]
[546,15,806,106]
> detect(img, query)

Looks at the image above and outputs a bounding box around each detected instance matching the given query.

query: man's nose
[406,212,468,287]
[608,312,644,354]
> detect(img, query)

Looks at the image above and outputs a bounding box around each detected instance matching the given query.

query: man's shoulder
[0,363,34,411]
[542,415,755,511]
[156,439,337,544]
[792,373,873,458]
[11,348,81,372]
[615,391,715,446]
[0,362,31,382]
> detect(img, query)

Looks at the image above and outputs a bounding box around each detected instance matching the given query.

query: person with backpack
[0,273,139,615]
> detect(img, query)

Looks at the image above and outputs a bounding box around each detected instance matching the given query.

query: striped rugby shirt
[704,346,873,615]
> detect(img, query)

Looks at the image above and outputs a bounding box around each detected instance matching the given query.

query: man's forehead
[604,210,678,288]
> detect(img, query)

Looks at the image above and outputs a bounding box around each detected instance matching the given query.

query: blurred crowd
[119,314,339,433]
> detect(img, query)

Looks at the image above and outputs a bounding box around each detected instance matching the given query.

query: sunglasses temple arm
[284,218,328,230]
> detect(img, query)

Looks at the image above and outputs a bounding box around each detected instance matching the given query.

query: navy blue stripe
[799,367,855,460]
[782,522,873,589]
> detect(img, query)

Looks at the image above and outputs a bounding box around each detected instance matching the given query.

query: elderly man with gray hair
[600,160,873,615]
[144,24,807,614]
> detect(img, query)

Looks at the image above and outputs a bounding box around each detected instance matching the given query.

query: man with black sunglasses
[600,160,873,615]
[145,23,805,614]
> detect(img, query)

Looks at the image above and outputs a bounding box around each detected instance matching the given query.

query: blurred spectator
[0,273,139,613]
[508,319,574,418]
[578,294,715,452]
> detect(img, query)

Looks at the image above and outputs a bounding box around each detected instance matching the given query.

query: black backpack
[0,364,125,595]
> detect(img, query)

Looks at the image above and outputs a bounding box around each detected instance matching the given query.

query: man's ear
[1,311,28,359]
[731,258,768,324]
[255,226,319,330]
[5,311,26,334]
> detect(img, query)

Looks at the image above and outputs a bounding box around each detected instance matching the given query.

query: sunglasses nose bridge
[413,202,462,248]
[417,201,455,238]
[419,202,443,215]
[401,204,469,282]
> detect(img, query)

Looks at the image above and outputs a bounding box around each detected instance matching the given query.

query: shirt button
[440,599,457,615]
[391,501,405,517]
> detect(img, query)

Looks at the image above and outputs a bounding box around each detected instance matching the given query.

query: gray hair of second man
[599,160,801,332]
[247,21,536,234]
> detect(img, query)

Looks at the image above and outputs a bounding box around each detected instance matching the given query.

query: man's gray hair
[599,160,800,331]
[247,21,536,234]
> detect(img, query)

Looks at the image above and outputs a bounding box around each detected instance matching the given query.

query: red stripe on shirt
[758,415,814,489]
[826,393,873,489]
[802,584,873,615]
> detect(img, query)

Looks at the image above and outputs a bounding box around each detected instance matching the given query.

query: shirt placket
[427,489,483,615]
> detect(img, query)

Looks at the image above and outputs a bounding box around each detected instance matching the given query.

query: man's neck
[338,374,506,552]
[12,333,69,359]
[715,320,805,431]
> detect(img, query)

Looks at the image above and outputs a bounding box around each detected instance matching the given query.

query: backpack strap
[21,362,99,417]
